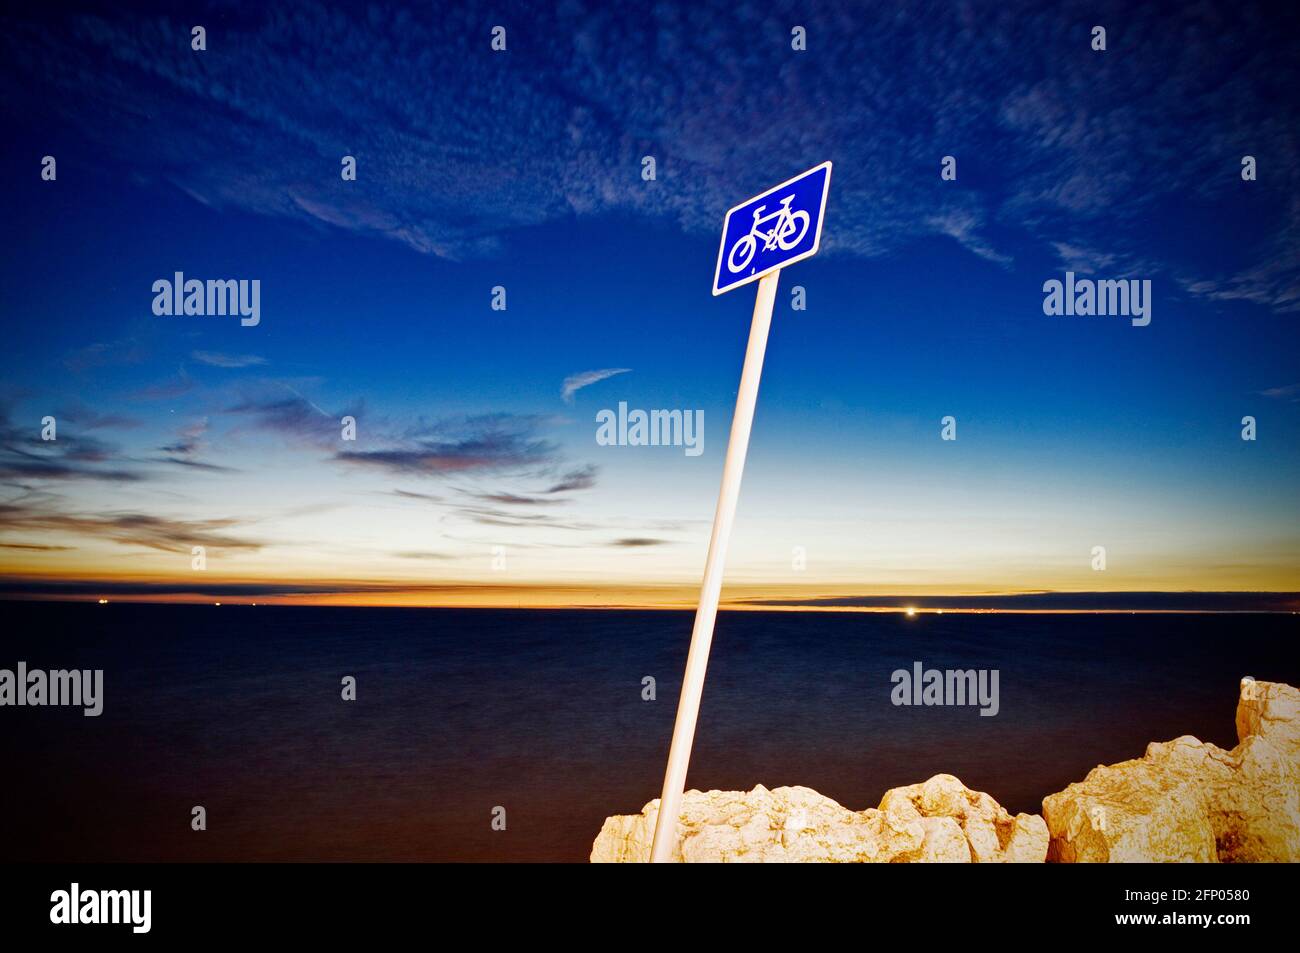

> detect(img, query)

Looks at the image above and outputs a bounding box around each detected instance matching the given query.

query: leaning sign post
[650,161,832,863]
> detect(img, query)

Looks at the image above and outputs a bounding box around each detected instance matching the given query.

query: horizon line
[1,580,1297,613]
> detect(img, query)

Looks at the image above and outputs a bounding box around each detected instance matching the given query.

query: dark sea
[1,602,1296,862]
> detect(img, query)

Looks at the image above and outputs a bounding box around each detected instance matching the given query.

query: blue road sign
[712,161,832,296]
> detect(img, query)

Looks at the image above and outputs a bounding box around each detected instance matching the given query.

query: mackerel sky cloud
[3,1,1296,310]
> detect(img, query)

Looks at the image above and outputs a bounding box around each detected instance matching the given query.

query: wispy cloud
[391,489,443,503]
[926,208,1011,267]
[1051,242,1116,275]
[0,459,142,483]
[192,350,267,368]
[1260,383,1300,401]
[158,419,208,457]
[63,338,145,373]
[226,394,331,432]
[1181,199,1300,313]
[153,418,237,472]
[338,433,552,477]
[544,464,597,493]
[561,368,630,404]
[155,457,238,473]
[55,401,141,431]
[336,414,556,477]
[475,492,566,506]
[0,405,144,483]
[455,507,596,531]
[4,3,1294,305]
[0,504,260,553]
[222,383,353,447]
[128,366,194,402]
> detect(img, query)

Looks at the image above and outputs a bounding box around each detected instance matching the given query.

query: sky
[1,0,1298,609]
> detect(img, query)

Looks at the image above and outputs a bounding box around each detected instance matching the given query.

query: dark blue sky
[1,0,1297,603]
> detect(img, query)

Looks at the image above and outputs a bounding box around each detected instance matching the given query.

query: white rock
[591,774,1047,863]
[1042,679,1300,862]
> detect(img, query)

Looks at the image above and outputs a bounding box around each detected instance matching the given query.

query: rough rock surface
[593,679,1300,863]
[1042,679,1300,862]
[590,773,1048,863]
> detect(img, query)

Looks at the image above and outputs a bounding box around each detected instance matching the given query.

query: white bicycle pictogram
[726,194,811,273]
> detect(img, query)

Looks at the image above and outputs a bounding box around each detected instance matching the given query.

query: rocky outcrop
[593,679,1300,863]
[1042,678,1300,862]
[590,773,1048,863]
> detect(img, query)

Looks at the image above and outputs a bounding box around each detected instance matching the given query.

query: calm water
[1,602,1296,861]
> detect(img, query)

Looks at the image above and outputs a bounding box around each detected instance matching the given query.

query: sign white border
[711,160,833,296]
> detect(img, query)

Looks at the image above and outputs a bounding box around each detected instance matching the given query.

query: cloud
[223,384,350,447]
[338,434,552,477]
[475,492,566,506]
[0,405,144,483]
[391,489,443,503]
[192,350,267,368]
[51,433,120,464]
[154,456,239,473]
[225,396,331,432]
[457,507,595,530]
[544,464,598,493]
[0,459,142,482]
[63,338,146,373]
[470,464,601,504]
[128,366,194,401]
[152,418,237,471]
[336,414,556,477]
[561,368,631,404]
[1181,199,1300,314]
[1260,383,1300,401]
[159,419,208,457]
[1051,242,1117,275]
[3,3,1295,306]
[926,208,1011,267]
[610,537,671,547]
[0,506,261,553]
[55,401,141,430]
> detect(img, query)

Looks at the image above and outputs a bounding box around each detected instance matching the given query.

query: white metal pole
[649,268,780,863]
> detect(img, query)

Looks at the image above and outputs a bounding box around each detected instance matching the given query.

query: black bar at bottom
[1,862,1291,941]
